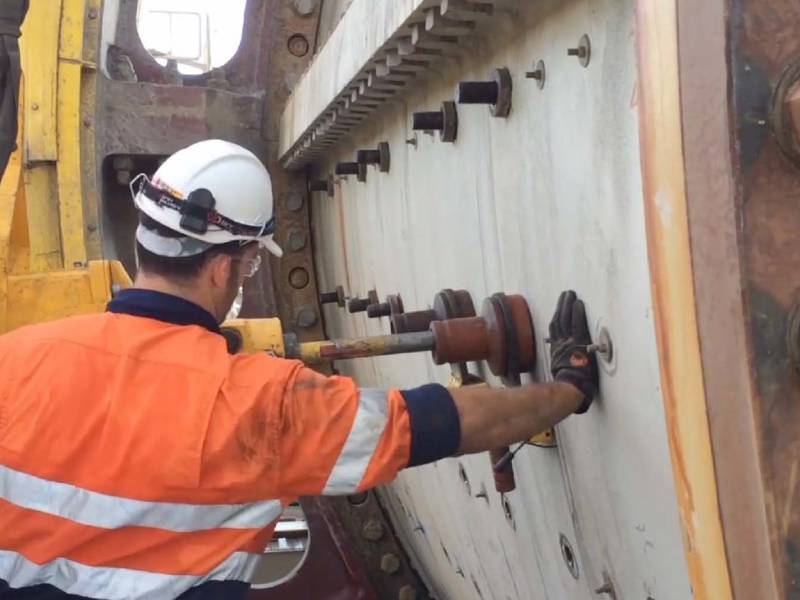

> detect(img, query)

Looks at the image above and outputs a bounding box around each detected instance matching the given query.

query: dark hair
[135,213,247,280]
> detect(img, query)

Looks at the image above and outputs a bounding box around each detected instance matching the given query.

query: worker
[0,140,599,599]
[0,0,28,178]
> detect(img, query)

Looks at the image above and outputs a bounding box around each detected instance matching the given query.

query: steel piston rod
[286,330,437,364]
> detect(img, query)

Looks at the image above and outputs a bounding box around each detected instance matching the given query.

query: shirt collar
[107,288,221,335]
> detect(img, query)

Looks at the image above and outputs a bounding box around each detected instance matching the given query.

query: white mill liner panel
[306,1,692,598]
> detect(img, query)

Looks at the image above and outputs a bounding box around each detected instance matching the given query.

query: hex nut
[295,306,318,328]
[380,553,401,574]
[287,229,307,252]
[362,519,385,542]
[285,192,304,212]
[398,585,418,600]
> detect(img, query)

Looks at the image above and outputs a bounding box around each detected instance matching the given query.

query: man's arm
[450,289,599,455]
[449,381,583,454]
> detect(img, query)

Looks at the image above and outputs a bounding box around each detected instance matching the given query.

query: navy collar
[107,289,222,335]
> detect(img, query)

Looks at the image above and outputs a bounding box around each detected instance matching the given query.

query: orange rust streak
[635,2,733,599]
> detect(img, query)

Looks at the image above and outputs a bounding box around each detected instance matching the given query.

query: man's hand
[548,290,599,414]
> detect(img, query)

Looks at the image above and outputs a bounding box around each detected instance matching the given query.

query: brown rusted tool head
[433,289,476,320]
[391,309,436,334]
[430,317,489,365]
[430,293,535,378]
[481,293,536,383]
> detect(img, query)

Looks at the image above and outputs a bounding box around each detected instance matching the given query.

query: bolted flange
[320,285,346,307]
[456,67,512,118]
[411,101,458,142]
[357,141,391,173]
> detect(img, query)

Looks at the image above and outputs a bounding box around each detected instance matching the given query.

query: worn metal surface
[729,0,800,597]
[305,0,697,598]
[676,0,778,598]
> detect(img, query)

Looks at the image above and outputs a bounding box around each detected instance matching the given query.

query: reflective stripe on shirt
[0,464,283,532]
[322,388,389,495]
[0,549,261,600]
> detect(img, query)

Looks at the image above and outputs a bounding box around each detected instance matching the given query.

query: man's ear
[207,253,234,290]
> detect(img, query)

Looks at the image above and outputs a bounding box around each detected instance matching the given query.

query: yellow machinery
[0,0,130,334]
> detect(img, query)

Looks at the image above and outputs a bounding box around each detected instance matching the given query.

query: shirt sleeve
[275,365,461,497]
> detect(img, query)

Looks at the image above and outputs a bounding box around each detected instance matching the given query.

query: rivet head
[31,102,39,111]
[88,7,98,19]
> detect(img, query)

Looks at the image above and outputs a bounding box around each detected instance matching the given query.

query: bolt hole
[440,542,451,565]
[458,463,472,496]
[471,575,484,600]
[502,495,516,530]
[560,533,580,580]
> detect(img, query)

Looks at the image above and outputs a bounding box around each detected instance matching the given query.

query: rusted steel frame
[635,2,733,599]
[676,0,779,597]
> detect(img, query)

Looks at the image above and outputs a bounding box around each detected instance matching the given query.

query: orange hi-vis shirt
[0,289,461,600]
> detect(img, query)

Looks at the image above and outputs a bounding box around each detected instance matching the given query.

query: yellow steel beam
[56,60,87,267]
[23,166,62,271]
[19,0,61,162]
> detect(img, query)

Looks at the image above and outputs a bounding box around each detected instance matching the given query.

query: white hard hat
[131,139,282,257]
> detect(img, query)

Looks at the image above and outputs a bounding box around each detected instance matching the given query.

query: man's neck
[132,274,217,319]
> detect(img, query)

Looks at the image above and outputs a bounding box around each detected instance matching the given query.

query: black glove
[548,290,598,414]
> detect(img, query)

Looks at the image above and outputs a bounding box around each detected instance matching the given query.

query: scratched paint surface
[307,0,691,598]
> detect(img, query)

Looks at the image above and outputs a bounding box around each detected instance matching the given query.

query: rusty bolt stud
[88,7,98,19]
[456,68,512,118]
[362,519,385,542]
[335,161,368,183]
[567,34,591,68]
[348,297,370,313]
[308,176,334,197]
[398,585,418,600]
[411,101,458,142]
[526,60,546,89]
[295,306,318,328]
[356,141,391,173]
[367,294,404,319]
[349,290,379,313]
[380,553,401,574]
[320,285,346,308]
